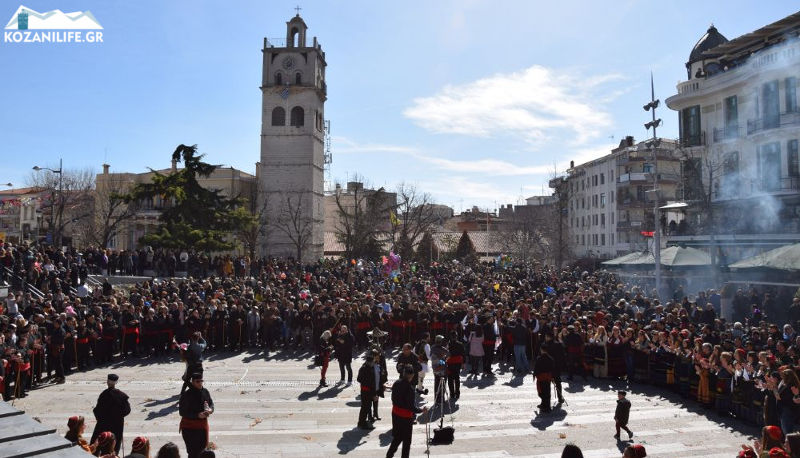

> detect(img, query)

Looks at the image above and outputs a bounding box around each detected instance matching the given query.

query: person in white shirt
[5,293,19,317]
[415,333,432,394]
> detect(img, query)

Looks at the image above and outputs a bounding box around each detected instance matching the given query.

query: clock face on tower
[282,56,295,70]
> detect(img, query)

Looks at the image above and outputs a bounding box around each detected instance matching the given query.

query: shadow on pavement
[530,406,567,431]
[336,427,370,454]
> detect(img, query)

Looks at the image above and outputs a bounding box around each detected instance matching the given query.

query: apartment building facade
[565,152,617,258]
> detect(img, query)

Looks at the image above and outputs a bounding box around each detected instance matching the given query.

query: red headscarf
[97,431,114,448]
[132,436,149,452]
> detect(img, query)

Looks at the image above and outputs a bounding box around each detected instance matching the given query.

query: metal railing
[755,176,800,193]
[617,172,650,184]
[712,125,740,142]
[746,111,800,135]
[2,266,44,300]
[679,131,705,147]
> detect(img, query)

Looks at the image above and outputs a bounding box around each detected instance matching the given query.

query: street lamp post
[643,74,663,300]
[33,158,63,247]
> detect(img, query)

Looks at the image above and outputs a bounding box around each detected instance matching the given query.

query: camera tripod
[425,373,454,454]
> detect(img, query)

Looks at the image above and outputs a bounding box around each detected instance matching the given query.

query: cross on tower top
[294,5,302,16]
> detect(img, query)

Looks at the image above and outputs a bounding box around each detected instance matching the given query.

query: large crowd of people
[2,240,800,457]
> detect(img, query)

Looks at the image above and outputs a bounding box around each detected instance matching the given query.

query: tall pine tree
[125,144,254,251]
[455,230,476,260]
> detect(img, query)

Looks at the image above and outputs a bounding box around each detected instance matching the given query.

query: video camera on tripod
[366,327,387,347]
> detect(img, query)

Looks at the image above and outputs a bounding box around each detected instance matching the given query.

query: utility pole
[643,73,662,299]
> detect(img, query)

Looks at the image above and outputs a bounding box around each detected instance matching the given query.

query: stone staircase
[0,401,87,457]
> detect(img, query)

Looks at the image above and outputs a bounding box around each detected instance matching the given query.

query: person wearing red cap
[768,447,789,458]
[65,415,94,453]
[743,425,787,457]
[622,444,647,457]
[125,436,150,458]
[95,431,118,458]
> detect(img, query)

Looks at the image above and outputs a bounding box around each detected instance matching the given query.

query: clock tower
[259,14,327,261]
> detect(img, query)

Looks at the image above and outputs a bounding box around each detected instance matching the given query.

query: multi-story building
[323,181,396,235]
[665,13,800,259]
[0,187,44,243]
[95,162,256,250]
[614,137,681,255]
[565,151,617,258]
[555,136,682,260]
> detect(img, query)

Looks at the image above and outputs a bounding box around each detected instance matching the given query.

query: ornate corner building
[665,13,800,259]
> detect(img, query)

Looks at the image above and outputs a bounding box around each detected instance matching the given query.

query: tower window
[271,107,285,126]
[275,72,282,85]
[295,72,302,85]
[290,106,304,127]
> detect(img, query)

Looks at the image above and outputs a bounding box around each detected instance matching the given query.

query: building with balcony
[614,137,682,255]
[665,13,800,259]
[557,136,683,260]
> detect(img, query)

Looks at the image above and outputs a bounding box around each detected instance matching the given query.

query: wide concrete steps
[0,401,87,458]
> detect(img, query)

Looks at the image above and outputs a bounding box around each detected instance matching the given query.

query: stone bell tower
[258,13,327,261]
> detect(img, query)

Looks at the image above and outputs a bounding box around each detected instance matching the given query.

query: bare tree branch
[27,167,94,247]
[274,192,314,261]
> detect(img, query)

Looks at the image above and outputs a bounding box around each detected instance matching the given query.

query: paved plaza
[12,350,758,457]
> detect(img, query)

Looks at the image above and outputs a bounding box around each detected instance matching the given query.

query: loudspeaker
[431,426,454,445]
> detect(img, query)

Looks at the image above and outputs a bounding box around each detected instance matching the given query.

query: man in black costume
[179,372,215,458]
[91,373,131,455]
[533,346,554,413]
[386,364,427,458]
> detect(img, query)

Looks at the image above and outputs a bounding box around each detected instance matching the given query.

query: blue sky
[1,1,798,212]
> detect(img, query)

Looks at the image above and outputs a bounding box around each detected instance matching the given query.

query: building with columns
[258,14,327,261]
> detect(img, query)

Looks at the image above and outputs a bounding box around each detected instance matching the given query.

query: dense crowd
[2,240,800,457]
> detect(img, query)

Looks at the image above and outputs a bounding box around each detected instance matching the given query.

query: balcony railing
[712,124,740,142]
[616,219,644,230]
[679,131,705,147]
[757,176,800,193]
[620,197,650,208]
[617,172,649,184]
[747,111,800,135]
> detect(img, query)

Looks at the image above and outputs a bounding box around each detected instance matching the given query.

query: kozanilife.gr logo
[4,5,103,43]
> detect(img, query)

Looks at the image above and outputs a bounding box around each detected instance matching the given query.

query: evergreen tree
[414,231,437,262]
[124,144,254,251]
[455,230,476,260]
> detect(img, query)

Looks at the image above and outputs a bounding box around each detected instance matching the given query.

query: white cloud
[417,155,553,176]
[331,136,616,177]
[420,176,517,205]
[403,65,623,145]
[332,136,416,154]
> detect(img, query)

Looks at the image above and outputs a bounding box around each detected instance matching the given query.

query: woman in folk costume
[694,341,713,406]
[589,326,609,378]
[65,415,95,453]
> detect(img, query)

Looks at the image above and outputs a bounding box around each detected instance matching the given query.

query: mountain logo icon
[5,5,102,30]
